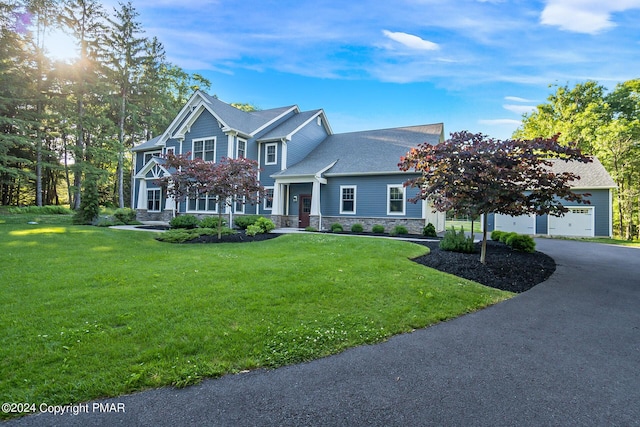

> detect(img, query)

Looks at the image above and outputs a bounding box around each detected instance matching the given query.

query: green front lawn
[0,218,512,419]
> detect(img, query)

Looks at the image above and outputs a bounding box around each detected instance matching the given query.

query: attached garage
[494,213,536,234]
[548,207,594,237]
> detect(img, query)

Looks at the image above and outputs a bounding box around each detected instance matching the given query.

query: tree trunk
[480,214,488,264]
[117,93,126,208]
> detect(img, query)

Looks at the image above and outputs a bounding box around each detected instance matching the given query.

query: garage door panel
[494,214,536,234]
[548,207,594,237]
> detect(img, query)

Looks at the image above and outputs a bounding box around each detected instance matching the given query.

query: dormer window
[193,137,216,162]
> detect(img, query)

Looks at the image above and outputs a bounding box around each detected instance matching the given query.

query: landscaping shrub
[234,215,262,230]
[255,217,276,233]
[304,226,317,232]
[506,233,536,253]
[94,217,122,227]
[390,225,409,236]
[246,224,262,236]
[351,223,364,233]
[73,174,100,225]
[113,208,137,224]
[439,227,475,253]
[331,223,344,232]
[491,230,504,241]
[423,223,437,237]
[371,224,385,234]
[8,205,73,215]
[157,227,235,243]
[169,214,199,229]
[499,232,517,244]
[199,216,227,229]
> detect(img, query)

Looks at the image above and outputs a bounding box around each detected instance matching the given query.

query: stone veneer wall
[136,209,173,222]
[317,216,426,235]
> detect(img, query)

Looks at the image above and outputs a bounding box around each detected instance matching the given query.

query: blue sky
[50,0,640,139]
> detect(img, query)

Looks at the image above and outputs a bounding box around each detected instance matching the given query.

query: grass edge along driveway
[0,222,512,420]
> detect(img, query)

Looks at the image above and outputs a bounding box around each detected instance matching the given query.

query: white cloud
[382,30,439,51]
[540,0,640,34]
[505,96,536,103]
[503,104,537,115]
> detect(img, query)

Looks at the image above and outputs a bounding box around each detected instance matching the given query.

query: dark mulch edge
[411,240,556,293]
[136,225,171,230]
[185,231,283,244]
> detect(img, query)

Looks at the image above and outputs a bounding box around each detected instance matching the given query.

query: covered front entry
[270,176,325,229]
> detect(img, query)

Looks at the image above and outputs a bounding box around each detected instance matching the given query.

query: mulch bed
[411,240,556,293]
[186,231,282,244]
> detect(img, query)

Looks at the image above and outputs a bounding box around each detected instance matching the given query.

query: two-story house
[131,90,445,233]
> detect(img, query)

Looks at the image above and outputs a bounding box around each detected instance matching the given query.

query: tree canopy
[399,131,592,263]
[516,80,640,239]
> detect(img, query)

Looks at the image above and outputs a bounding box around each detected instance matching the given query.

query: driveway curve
[7,239,640,426]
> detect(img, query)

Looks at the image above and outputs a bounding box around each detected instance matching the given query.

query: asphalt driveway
[6,239,640,426]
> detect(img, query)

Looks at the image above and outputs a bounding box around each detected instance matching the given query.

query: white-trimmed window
[265,143,277,165]
[340,185,356,214]
[387,185,405,215]
[187,193,218,212]
[237,139,246,158]
[144,151,161,164]
[165,146,175,156]
[235,196,245,214]
[264,187,274,210]
[192,137,216,162]
[147,189,161,212]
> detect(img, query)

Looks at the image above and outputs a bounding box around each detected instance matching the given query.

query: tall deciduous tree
[103,1,147,208]
[399,131,592,263]
[159,154,264,238]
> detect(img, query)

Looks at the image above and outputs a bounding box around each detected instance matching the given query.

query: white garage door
[494,214,536,234]
[548,207,594,237]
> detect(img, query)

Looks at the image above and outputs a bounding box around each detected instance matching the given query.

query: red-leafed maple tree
[398,131,592,263]
[158,154,264,238]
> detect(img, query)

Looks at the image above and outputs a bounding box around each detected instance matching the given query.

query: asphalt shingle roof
[549,157,616,188]
[273,124,443,177]
[257,110,323,142]
[131,135,162,152]
[200,93,295,136]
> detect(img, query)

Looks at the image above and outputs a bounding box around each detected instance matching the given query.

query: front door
[298,194,312,228]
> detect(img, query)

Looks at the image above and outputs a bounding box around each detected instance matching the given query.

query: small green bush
[113,208,137,224]
[157,227,236,243]
[506,233,536,253]
[439,227,475,253]
[94,217,122,227]
[499,232,517,244]
[371,224,385,234]
[423,223,437,237]
[246,224,262,236]
[491,230,504,241]
[199,216,227,229]
[8,205,73,215]
[390,225,408,236]
[234,215,262,230]
[331,223,344,232]
[304,226,317,232]
[351,223,364,233]
[169,214,199,229]
[255,217,276,233]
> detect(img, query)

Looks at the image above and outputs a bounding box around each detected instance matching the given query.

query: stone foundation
[136,209,173,222]
[318,216,426,234]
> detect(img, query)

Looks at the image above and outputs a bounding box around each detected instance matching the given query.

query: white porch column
[136,179,147,210]
[311,179,321,216]
[272,182,283,215]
